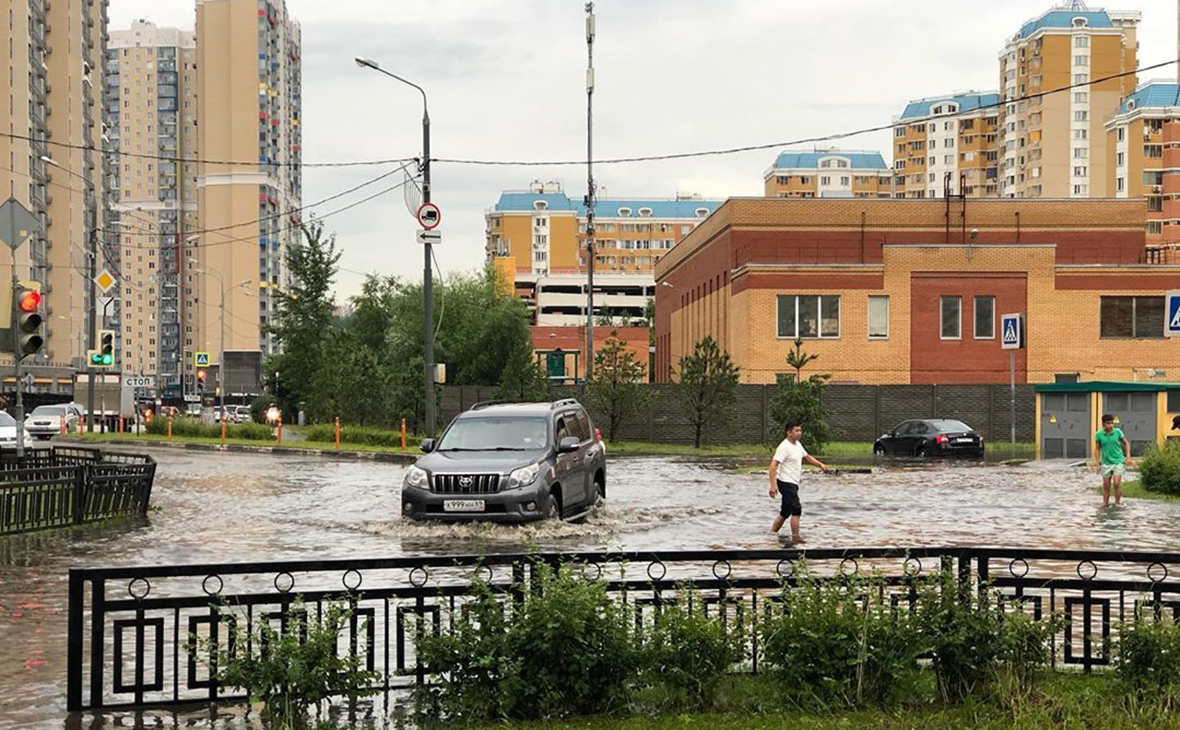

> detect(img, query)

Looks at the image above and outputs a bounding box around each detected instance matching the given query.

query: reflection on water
[2,449,1178,729]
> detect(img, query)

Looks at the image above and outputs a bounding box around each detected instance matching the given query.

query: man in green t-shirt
[1093,414,1133,507]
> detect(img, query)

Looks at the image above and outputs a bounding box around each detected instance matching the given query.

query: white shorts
[1101,463,1126,479]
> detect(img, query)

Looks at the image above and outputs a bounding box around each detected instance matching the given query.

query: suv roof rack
[469,400,504,411]
[550,398,579,410]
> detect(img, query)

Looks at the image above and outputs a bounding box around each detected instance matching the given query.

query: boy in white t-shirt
[769,421,829,542]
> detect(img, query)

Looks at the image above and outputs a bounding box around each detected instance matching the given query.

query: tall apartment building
[1106,81,1180,256]
[893,93,1001,199]
[998,4,1139,198]
[192,0,301,397]
[106,20,197,393]
[763,149,893,199]
[0,0,108,371]
[486,181,720,325]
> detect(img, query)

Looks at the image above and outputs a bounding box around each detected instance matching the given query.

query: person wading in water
[768,421,830,542]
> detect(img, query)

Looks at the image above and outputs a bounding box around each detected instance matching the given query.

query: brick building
[653,198,1180,385]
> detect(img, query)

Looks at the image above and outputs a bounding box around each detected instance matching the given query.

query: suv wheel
[594,474,605,505]
[545,489,562,521]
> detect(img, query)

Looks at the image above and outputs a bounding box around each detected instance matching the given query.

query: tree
[677,336,740,448]
[496,338,550,403]
[583,331,648,442]
[769,339,835,453]
[266,219,341,416]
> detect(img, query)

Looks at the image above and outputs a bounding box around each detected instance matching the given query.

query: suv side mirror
[420,438,434,454]
[558,436,580,453]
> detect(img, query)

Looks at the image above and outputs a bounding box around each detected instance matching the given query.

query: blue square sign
[1001,313,1023,350]
[1167,290,1180,338]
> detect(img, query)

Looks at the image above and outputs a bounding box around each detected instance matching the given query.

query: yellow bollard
[220,415,227,445]
[167,414,173,441]
[335,417,341,451]
[401,418,407,450]
[277,413,283,446]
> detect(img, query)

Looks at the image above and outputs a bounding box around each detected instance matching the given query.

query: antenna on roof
[1067,0,1088,10]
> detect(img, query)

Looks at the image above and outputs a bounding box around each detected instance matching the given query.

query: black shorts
[778,480,802,518]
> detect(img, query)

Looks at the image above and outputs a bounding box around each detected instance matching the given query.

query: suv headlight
[405,466,429,489]
[507,464,540,489]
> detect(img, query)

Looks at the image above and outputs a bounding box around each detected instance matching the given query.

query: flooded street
[1,447,1179,728]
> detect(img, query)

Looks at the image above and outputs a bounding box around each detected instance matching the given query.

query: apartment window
[840,176,849,186]
[1073,111,1088,122]
[1073,148,1088,159]
[777,295,841,339]
[820,176,831,185]
[533,251,547,262]
[1073,166,1088,177]
[1117,127,1126,142]
[1147,220,1163,235]
[945,155,954,164]
[895,126,906,137]
[1073,73,1088,84]
[974,296,995,339]
[1145,145,1163,158]
[1100,296,1165,339]
[929,156,936,165]
[940,296,961,339]
[1116,151,1125,166]
[1074,55,1089,66]
[533,234,548,245]
[1075,35,1089,47]
[533,217,547,228]
[929,173,936,183]
[1117,177,1125,193]
[868,296,889,339]
[1073,92,1088,103]
[944,138,954,148]
[1073,184,1088,195]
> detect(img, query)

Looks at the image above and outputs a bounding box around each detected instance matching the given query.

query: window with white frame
[777,295,841,339]
[868,296,889,339]
[973,296,995,339]
[1073,111,1088,122]
[1073,73,1088,84]
[940,296,961,339]
[1075,35,1089,47]
[1073,128,1088,139]
[1117,177,1125,192]
[821,176,831,185]
[1117,127,1126,142]
[1074,55,1088,66]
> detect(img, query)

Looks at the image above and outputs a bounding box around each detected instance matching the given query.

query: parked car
[873,419,985,458]
[185,402,202,417]
[233,406,253,423]
[402,399,607,523]
[0,412,35,451]
[24,405,79,440]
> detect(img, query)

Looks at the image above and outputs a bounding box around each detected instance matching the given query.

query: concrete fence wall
[440,384,1037,445]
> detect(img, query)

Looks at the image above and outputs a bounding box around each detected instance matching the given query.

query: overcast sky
[109,0,1178,300]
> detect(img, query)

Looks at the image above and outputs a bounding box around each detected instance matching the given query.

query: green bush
[760,571,925,708]
[145,417,273,441]
[1139,441,1180,496]
[202,598,379,723]
[641,592,746,710]
[916,574,1058,703]
[416,562,640,722]
[1117,614,1180,698]
[302,423,414,448]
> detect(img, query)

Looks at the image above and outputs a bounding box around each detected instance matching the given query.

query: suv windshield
[437,416,548,451]
[0,412,15,427]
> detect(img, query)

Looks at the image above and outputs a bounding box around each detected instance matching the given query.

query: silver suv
[401,399,607,523]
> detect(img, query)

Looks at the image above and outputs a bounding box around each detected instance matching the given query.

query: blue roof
[1118,82,1180,114]
[770,150,888,171]
[494,191,721,219]
[1018,9,1113,38]
[900,92,1001,120]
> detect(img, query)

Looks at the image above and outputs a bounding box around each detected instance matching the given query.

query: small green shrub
[995,606,1059,702]
[1139,441,1180,496]
[1117,614,1180,699]
[201,599,379,724]
[760,571,925,709]
[302,424,414,448]
[641,592,746,710]
[416,562,640,722]
[145,417,273,441]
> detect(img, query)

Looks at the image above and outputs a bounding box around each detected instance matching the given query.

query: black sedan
[873,419,985,458]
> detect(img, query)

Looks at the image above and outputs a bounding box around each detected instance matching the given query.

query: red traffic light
[18,290,41,312]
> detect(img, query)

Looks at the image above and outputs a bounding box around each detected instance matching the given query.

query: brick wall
[439,383,1036,446]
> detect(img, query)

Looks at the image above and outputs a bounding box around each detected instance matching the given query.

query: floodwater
[1,448,1179,729]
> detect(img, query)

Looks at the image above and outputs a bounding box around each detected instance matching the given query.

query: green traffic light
[102,354,113,366]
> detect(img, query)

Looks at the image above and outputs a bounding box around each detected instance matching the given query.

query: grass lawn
[467,674,1180,730]
[67,431,417,456]
[1095,478,1180,504]
[605,440,1036,460]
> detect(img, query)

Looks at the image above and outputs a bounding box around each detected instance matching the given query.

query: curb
[58,438,417,464]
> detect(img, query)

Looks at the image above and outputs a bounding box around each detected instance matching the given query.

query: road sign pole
[10,216,22,457]
[1009,349,1016,457]
[87,227,97,432]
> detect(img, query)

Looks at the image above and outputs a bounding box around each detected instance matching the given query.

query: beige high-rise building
[106,20,197,393]
[998,4,1139,199]
[0,0,108,371]
[193,0,301,397]
[893,92,1002,199]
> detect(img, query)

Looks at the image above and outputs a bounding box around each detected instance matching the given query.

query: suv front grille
[432,474,501,495]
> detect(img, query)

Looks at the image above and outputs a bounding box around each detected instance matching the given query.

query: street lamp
[354,56,437,436]
[195,268,252,429]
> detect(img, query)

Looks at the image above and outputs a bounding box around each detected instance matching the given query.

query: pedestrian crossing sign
[1001,313,1024,350]
[1167,290,1180,338]
[195,351,210,367]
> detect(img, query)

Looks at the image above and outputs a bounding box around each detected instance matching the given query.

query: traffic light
[196,369,207,389]
[89,329,115,368]
[12,283,43,360]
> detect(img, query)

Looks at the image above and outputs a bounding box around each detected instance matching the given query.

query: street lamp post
[195,268,252,434]
[354,57,436,436]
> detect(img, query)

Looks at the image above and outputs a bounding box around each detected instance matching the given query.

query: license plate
[956,438,973,443]
[443,499,485,512]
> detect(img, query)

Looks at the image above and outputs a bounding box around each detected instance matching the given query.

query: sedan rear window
[438,417,549,451]
[933,420,972,432]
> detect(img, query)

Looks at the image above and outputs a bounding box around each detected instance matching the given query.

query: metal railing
[65,546,1180,713]
[0,447,155,535]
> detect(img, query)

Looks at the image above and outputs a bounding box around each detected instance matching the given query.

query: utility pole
[422,92,435,437]
[584,2,597,380]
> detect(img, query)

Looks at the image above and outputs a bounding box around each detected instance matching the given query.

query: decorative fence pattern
[66,547,1180,712]
[0,447,156,535]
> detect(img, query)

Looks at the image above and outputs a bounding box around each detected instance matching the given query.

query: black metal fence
[0,447,156,535]
[66,547,1180,713]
